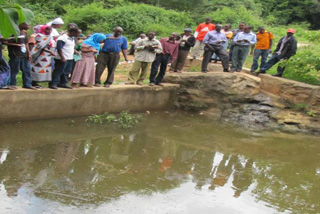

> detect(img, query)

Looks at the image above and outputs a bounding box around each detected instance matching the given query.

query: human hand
[74,50,79,55]
[61,58,67,63]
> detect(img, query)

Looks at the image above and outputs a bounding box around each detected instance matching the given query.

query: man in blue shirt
[95,27,128,88]
[201,24,230,73]
[231,26,256,72]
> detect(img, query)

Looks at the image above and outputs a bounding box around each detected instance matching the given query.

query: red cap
[287,28,296,34]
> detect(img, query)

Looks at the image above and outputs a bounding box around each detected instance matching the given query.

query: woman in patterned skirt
[71,33,106,88]
[30,25,56,88]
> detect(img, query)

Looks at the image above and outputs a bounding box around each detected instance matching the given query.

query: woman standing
[30,25,55,88]
[71,33,106,88]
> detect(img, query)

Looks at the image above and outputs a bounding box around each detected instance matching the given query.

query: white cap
[52,17,64,25]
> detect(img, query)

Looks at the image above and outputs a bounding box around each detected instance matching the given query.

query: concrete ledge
[0,84,180,122]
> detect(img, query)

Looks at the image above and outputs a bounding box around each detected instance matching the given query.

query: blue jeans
[50,59,73,86]
[251,49,269,71]
[9,57,32,87]
[261,53,285,76]
[150,54,170,84]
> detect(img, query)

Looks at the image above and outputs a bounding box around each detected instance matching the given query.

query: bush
[202,6,263,29]
[63,3,192,38]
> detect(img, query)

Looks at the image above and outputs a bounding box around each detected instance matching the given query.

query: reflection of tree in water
[1,134,320,213]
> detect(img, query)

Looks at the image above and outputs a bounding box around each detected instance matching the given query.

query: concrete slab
[0,84,180,122]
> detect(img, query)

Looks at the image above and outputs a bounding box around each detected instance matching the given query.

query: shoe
[250,69,255,73]
[223,69,230,72]
[23,86,38,90]
[104,84,111,88]
[214,60,218,63]
[149,83,155,86]
[272,73,282,77]
[71,83,80,88]
[49,85,58,90]
[94,83,101,87]
[201,70,208,73]
[58,85,73,89]
[256,70,266,74]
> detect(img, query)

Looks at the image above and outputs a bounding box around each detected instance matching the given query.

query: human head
[215,24,222,32]
[83,33,107,51]
[244,26,252,33]
[169,32,177,41]
[67,23,78,31]
[224,24,231,31]
[68,27,79,37]
[52,17,64,29]
[258,26,265,34]
[239,22,246,30]
[184,28,192,36]
[148,31,156,40]
[39,25,52,35]
[113,27,123,37]
[205,18,212,24]
[287,28,295,37]
[19,23,30,31]
[140,33,146,39]
[78,29,83,34]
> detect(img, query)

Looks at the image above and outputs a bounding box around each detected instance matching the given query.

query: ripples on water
[0,112,319,214]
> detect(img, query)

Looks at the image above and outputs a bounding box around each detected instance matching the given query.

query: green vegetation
[86,111,143,129]
[292,103,318,117]
[2,0,320,85]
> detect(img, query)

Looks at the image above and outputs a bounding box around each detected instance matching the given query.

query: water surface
[0,112,319,214]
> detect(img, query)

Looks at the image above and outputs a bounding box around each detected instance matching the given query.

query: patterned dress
[31,34,53,82]
[0,41,11,89]
[71,44,96,85]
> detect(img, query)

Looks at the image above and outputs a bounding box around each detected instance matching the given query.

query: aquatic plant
[86,111,142,129]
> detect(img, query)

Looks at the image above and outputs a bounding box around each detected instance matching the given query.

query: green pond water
[0,112,319,214]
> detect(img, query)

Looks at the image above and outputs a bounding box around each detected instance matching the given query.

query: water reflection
[1,131,319,214]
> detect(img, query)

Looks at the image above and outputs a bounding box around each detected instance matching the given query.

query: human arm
[171,44,179,62]
[121,37,129,61]
[154,41,163,54]
[56,40,66,63]
[286,38,297,59]
[186,36,196,47]
[250,44,255,55]
[194,25,201,38]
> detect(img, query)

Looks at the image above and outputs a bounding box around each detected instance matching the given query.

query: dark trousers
[201,45,229,72]
[229,44,234,61]
[9,57,32,87]
[150,54,170,84]
[128,45,135,55]
[251,49,269,71]
[171,49,189,72]
[261,53,286,76]
[95,51,120,85]
[50,59,73,87]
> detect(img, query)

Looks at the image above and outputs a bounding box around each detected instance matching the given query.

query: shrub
[63,3,192,38]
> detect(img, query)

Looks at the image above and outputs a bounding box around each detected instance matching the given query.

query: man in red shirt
[149,33,179,86]
[190,18,215,60]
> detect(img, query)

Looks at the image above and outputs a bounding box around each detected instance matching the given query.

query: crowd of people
[0,17,297,90]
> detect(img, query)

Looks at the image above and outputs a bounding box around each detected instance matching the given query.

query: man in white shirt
[231,26,256,72]
[49,28,79,89]
[128,33,146,55]
[47,17,64,39]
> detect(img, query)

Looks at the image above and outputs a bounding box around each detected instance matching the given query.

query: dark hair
[239,22,246,25]
[148,31,156,35]
[19,23,29,30]
[68,28,79,33]
[67,23,78,30]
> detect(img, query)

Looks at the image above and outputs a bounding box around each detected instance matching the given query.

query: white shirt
[50,28,60,38]
[55,34,75,60]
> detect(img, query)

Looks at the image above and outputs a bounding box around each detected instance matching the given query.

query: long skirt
[31,51,53,82]
[71,52,95,85]
[0,56,11,88]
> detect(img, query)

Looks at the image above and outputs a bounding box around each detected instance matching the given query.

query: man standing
[229,22,246,61]
[95,27,128,88]
[190,18,215,60]
[128,33,146,55]
[49,27,79,89]
[201,24,230,73]
[47,17,64,40]
[127,32,162,85]
[231,26,256,72]
[171,28,195,72]
[149,33,179,86]
[257,29,297,77]
[250,26,274,72]
[7,23,36,90]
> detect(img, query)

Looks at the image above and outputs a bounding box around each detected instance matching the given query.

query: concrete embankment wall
[0,84,179,122]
